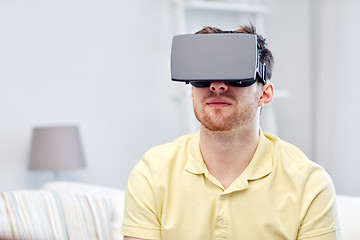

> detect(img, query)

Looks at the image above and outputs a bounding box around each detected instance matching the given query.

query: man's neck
[199,124,260,189]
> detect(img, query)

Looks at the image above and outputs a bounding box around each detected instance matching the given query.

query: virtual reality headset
[170,33,267,87]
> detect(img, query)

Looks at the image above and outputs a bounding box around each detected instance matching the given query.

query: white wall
[1,0,359,196]
[0,0,180,191]
[266,0,313,157]
[268,0,360,196]
[314,0,360,196]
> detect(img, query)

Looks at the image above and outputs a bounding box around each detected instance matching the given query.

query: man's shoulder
[264,132,308,160]
[263,132,325,173]
[263,132,334,194]
[136,133,199,171]
[146,133,197,154]
[145,133,197,157]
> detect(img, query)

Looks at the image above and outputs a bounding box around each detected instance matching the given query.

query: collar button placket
[215,193,229,239]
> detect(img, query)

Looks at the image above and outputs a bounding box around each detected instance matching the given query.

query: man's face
[191,82,262,132]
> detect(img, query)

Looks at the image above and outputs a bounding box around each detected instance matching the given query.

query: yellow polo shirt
[122,131,340,239]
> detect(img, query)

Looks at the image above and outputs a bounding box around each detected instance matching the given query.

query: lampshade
[29,126,86,171]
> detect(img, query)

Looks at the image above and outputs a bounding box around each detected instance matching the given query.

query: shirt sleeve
[121,159,162,240]
[297,165,341,239]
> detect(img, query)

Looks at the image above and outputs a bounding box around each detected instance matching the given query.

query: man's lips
[206,98,232,107]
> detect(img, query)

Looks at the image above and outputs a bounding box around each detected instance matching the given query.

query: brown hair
[195,24,274,80]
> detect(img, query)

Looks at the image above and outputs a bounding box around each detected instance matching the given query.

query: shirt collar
[241,129,273,180]
[185,129,273,181]
[185,131,206,174]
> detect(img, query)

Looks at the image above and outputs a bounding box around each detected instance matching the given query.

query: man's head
[189,24,274,132]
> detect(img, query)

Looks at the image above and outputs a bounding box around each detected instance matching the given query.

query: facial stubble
[193,92,259,132]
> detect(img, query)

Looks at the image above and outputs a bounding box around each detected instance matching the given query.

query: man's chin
[201,122,234,132]
[194,109,239,131]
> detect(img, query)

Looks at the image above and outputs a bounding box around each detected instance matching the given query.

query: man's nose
[210,82,229,93]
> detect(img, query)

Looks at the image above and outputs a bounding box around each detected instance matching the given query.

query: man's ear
[190,87,194,100]
[258,83,274,107]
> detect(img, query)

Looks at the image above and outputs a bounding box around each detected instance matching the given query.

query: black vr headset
[170,33,267,87]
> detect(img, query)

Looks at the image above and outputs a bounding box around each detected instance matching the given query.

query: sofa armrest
[41,181,125,240]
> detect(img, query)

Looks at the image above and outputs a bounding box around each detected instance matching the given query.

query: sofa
[1,181,360,239]
[0,181,125,240]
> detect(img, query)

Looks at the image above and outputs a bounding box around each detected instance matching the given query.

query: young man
[121,25,340,239]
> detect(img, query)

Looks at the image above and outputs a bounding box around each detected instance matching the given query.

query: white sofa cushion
[0,190,113,240]
[336,195,360,240]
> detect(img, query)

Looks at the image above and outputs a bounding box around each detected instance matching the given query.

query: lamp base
[54,171,60,181]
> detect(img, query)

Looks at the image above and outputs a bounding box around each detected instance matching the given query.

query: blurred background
[0,0,359,196]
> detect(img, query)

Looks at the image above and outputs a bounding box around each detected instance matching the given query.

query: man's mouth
[206,98,232,107]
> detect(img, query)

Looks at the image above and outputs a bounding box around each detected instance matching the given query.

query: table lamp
[28,125,86,179]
